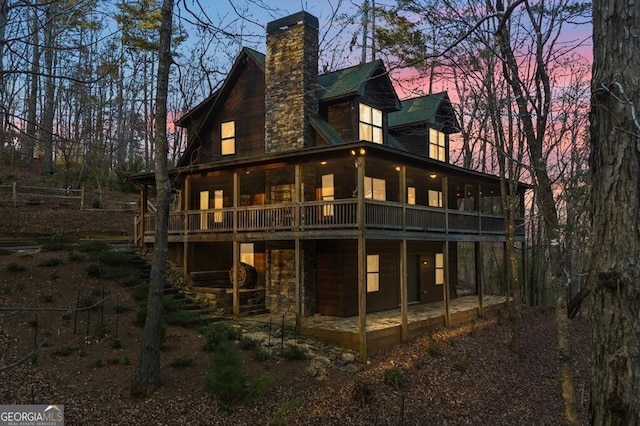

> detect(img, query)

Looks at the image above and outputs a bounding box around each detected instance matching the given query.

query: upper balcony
[138,198,523,242]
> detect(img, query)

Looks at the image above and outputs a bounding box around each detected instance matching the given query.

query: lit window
[240,243,254,266]
[321,174,334,216]
[435,253,444,285]
[359,104,383,144]
[213,189,223,223]
[428,190,443,208]
[200,191,209,230]
[367,254,379,292]
[364,177,386,200]
[429,128,446,161]
[221,121,235,155]
[407,187,416,205]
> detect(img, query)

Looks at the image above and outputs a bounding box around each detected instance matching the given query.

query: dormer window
[429,128,446,162]
[221,121,235,155]
[359,104,383,144]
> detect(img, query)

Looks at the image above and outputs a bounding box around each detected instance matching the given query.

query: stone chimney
[265,12,319,153]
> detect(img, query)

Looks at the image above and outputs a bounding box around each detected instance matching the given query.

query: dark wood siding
[366,240,400,312]
[196,59,265,163]
[316,240,400,316]
[327,101,355,142]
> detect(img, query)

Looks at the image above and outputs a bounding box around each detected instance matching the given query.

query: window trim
[367,254,380,292]
[221,121,235,155]
[359,103,383,144]
[435,253,444,285]
[429,128,446,162]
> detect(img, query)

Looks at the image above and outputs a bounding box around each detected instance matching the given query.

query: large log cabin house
[132,11,527,357]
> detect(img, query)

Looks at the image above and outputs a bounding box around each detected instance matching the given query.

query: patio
[239,294,507,354]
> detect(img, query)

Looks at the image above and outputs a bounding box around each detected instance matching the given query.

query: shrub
[169,356,195,368]
[254,346,271,362]
[85,262,102,278]
[111,339,122,349]
[134,304,147,328]
[53,346,77,357]
[68,251,86,262]
[89,323,108,340]
[99,251,136,266]
[250,374,276,400]
[270,396,304,426]
[40,294,54,303]
[200,322,241,352]
[121,356,131,366]
[166,310,202,327]
[204,343,246,404]
[281,344,307,360]
[239,336,260,351]
[383,365,405,390]
[94,358,104,368]
[6,262,26,273]
[106,358,120,366]
[61,312,72,320]
[38,258,63,268]
[41,242,70,252]
[133,284,149,302]
[77,240,109,253]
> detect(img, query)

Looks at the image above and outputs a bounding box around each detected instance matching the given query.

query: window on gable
[221,121,235,155]
[359,103,383,144]
[429,128,446,162]
[367,254,380,292]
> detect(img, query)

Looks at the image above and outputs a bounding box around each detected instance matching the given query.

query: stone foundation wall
[266,241,317,316]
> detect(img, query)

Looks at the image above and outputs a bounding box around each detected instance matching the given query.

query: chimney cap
[266,11,319,35]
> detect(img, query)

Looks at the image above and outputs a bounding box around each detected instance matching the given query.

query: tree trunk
[132,0,174,396]
[24,8,39,166]
[588,0,640,423]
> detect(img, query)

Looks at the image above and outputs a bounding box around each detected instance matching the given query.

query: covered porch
[240,294,508,355]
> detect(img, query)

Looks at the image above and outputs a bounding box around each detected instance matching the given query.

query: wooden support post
[80,186,84,210]
[232,172,240,316]
[294,165,302,333]
[295,238,301,334]
[444,241,451,327]
[400,239,408,342]
[521,241,528,305]
[399,166,408,342]
[476,241,484,317]
[140,185,148,247]
[183,177,191,281]
[356,156,367,361]
[503,241,509,308]
[232,241,240,316]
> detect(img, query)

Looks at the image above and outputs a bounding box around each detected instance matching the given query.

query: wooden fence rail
[0,182,84,210]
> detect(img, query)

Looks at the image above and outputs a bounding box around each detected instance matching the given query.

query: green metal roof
[310,117,346,145]
[388,92,447,128]
[244,47,265,71]
[318,60,384,101]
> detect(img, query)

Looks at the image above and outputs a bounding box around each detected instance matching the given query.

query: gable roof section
[176,47,264,167]
[310,116,346,145]
[318,60,400,109]
[175,47,264,129]
[389,92,460,132]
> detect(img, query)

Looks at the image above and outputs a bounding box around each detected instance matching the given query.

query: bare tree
[585,0,640,422]
[131,0,174,395]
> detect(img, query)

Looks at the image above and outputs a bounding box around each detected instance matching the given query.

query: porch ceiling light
[321,161,327,165]
[395,166,400,171]
[359,148,366,155]
[429,173,437,179]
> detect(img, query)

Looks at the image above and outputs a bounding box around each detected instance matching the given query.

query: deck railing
[141,199,523,237]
